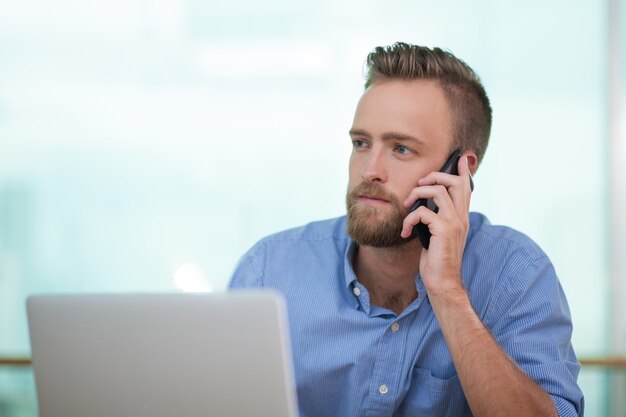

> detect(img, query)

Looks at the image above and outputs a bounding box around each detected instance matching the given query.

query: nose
[360,149,387,183]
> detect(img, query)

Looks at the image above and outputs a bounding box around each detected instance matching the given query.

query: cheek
[390,168,425,199]
[347,157,362,185]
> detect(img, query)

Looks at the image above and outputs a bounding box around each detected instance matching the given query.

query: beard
[345,182,416,248]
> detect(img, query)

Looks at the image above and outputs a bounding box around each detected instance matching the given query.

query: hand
[401,156,473,297]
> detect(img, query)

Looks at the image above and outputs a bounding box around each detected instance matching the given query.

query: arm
[229,242,265,289]
[401,156,558,417]
[428,286,557,417]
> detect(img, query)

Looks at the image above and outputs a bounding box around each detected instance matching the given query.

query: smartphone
[409,150,474,249]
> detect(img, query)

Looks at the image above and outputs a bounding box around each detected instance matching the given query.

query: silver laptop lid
[27,291,298,417]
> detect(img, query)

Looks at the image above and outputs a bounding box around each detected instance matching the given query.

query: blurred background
[0,0,624,415]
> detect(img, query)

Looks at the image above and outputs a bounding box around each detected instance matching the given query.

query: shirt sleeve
[228,241,266,289]
[484,254,584,416]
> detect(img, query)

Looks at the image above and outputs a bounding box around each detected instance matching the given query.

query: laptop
[26,291,299,417]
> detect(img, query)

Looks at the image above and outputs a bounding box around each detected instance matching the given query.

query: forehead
[352,79,454,150]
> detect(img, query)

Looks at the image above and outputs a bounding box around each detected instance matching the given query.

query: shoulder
[465,213,573,343]
[467,214,582,416]
[467,212,547,263]
[259,216,350,245]
[229,216,350,289]
[464,212,561,319]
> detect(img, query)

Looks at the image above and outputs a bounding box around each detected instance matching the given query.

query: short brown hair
[364,42,492,165]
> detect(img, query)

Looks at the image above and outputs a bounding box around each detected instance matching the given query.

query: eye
[352,139,368,149]
[394,144,414,155]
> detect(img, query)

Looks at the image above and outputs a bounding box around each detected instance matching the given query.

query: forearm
[429,287,557,417]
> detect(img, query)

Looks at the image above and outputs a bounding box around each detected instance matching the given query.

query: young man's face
[346,79,455,247]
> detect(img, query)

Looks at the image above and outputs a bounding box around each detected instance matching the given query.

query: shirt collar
[343,238,424,292]
[343,239,358,289]
[343,238,425,317]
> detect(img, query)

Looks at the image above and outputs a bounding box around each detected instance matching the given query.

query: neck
[353,241,422,314]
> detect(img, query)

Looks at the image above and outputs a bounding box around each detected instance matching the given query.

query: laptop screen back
[27,291,298,417]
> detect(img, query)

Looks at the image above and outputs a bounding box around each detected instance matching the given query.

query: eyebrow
[349,129,425,146]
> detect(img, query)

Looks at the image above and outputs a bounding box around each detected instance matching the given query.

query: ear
[464,152,479,175]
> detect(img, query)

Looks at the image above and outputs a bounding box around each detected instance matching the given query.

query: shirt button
[391,322,400,332]
[379,384,389,395]
[353,287,361,296]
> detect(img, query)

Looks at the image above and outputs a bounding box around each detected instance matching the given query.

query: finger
[400,205,438,238]
[451,155,472,215]
[414,166,471,218]
[403,184,457,215]
[457,155,473,193]
[417,155,472,192]
[403,185,458,227]
[417,170,463,187]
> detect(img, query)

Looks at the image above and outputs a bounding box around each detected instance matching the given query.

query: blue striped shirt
[229,213,584,416]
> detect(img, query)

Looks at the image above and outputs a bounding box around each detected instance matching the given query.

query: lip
[358,195,390,205]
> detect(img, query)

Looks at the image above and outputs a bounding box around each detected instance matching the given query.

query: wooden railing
[2,357,626,368]
[578,357,626,368]
[0,358,32,367]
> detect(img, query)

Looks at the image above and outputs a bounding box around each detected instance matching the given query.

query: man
[230,42,584,416]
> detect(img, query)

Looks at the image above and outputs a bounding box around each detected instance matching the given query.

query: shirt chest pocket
[398,367,472,416]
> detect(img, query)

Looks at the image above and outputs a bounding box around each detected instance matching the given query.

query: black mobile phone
[409,150,474,249]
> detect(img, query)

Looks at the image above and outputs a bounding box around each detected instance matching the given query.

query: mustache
[348,182,395,202]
